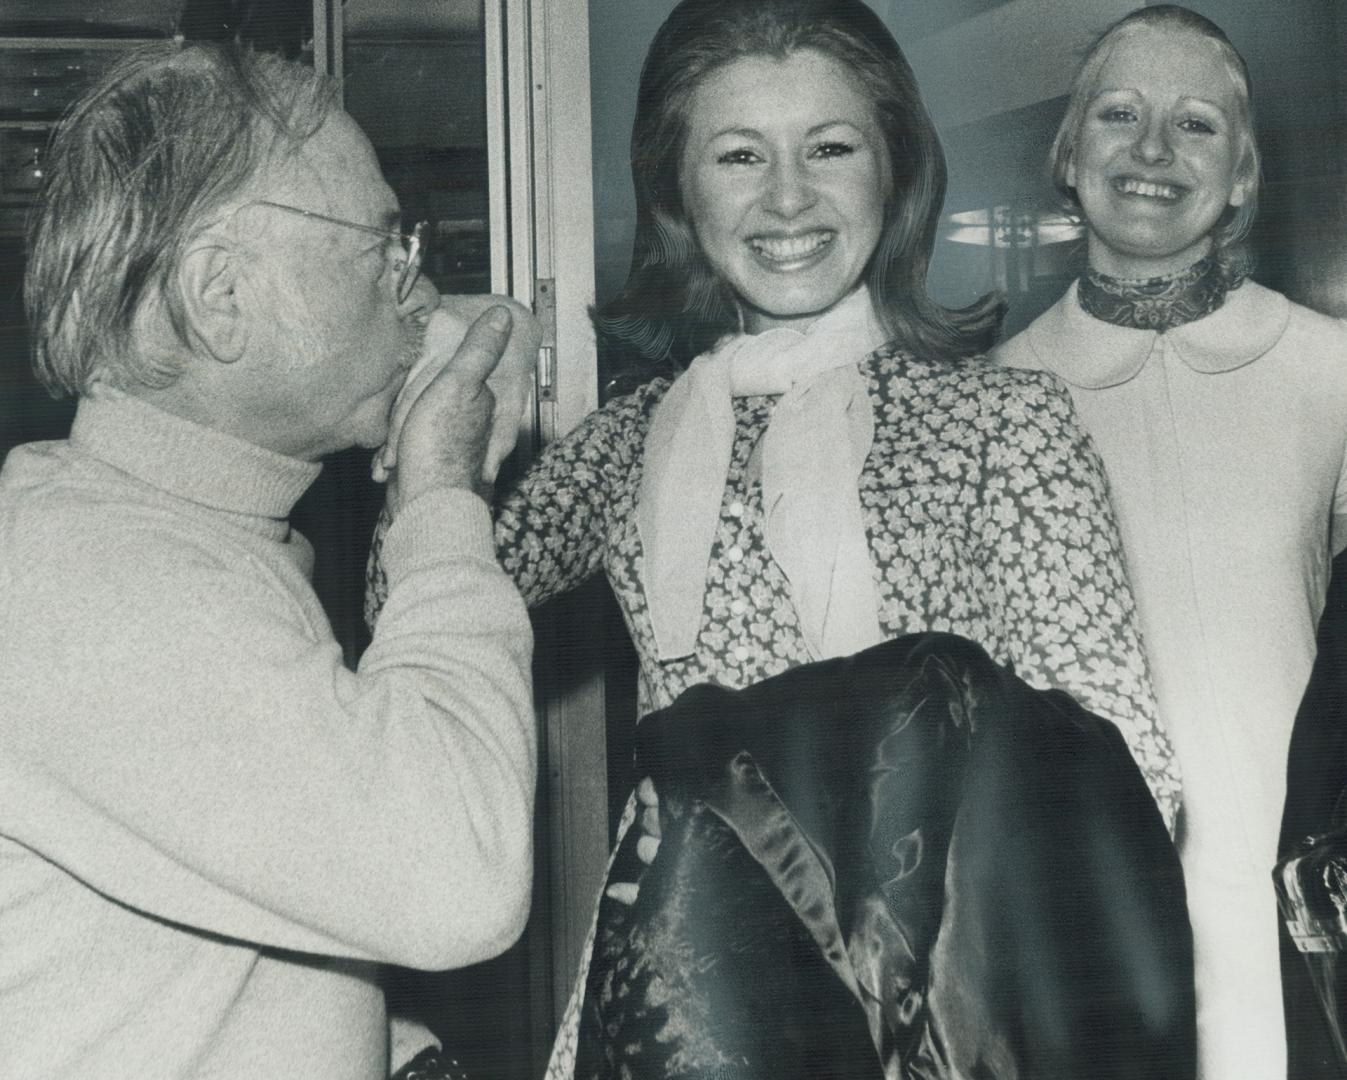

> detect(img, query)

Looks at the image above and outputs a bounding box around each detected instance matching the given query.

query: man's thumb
[443,305,514,385]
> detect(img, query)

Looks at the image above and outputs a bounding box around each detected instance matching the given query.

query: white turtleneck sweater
[0,388,535,1080]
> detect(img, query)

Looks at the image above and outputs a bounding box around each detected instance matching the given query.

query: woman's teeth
[1115,178,1181,200]
[749,231,833,261]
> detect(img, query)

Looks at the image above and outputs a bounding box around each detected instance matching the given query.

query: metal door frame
[317,0,608,1050]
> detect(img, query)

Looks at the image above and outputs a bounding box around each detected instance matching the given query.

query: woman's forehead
[684,50,877,134]
[1091,26,1246,109]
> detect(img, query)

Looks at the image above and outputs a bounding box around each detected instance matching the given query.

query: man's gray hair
[26,43,342,396]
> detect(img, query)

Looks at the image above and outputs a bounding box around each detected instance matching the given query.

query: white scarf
[638,287,889,662]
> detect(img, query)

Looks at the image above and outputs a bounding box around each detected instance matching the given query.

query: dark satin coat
[574,633,1195,1080]
[1280,546,1347,1077]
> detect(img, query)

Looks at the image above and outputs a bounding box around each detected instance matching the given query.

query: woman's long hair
[595,0,1004,378]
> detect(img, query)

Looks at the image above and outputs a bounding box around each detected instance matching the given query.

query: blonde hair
[1048,5,1261,252]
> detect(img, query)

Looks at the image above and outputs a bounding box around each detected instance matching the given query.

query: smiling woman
[1056,14,1257,279]
[363,0,1189,1075]
[676,50,889,332]
[994,8,1347,1079]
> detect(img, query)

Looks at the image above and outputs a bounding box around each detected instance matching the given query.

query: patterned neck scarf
[1076,256,1249,332]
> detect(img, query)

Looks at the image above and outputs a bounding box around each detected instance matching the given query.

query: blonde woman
[996,8,1347,1077]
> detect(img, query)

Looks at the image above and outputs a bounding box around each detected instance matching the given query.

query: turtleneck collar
[70,386,322,521]
[1019,276,1291,390]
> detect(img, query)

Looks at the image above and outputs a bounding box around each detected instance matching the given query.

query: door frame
[317,0,609,1051]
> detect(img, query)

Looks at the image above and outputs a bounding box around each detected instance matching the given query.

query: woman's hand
[605,777,661,905]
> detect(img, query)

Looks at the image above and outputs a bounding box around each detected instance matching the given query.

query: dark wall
[0,239,73,459]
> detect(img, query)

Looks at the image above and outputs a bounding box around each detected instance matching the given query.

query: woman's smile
[1111,176,1186,202]
[679,49,890,332]
[1068,25,1253,278]
[746,229,836,267]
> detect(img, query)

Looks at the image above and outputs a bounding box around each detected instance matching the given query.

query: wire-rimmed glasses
[251,200,429,303]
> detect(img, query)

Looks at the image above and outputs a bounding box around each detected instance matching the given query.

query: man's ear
[178,242,247,364]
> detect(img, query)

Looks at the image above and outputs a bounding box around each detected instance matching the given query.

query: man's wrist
[389,468,480,519]
[382,486,496,576]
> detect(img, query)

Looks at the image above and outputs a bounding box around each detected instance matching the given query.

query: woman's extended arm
[974,369,1181,830]
[493,379,665,607]
[366,378,668,628]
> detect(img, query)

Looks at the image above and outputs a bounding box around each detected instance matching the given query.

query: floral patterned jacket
[367,345,1180,826]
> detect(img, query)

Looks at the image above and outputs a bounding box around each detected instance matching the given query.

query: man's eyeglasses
[252,200,429,303]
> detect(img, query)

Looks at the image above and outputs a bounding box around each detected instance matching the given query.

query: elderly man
[0,42,537,1080]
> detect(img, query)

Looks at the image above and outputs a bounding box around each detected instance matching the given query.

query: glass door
[342,1,490,295]
[334,0,605,1070]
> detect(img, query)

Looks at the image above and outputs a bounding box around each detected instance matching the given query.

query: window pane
[343,1,490,294]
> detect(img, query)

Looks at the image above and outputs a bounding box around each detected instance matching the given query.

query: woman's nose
[761,158,818,218]
[400,272,441,323]
[1131,115,1174,166]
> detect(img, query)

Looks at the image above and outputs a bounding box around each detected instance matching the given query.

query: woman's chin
[738,285,864,333]
[1086,232,1215,279]
[742,303,838,333]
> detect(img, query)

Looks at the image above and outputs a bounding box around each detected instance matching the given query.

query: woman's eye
[1100,107,1137,124]
[811,141,856,160]
[716,147,761,166]
[1178,117,1216,135]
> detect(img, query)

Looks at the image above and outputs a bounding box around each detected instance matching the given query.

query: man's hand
[453,294,541,482]
[376,293,541,489]
[386,305,512,515]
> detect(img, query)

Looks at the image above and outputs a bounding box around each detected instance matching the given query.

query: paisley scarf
[1076,255,1249,332]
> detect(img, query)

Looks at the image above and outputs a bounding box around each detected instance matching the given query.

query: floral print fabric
[365,345,1180,1079]
[370,345,1176,814]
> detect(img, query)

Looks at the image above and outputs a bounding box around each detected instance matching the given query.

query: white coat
[997,279,1347,1080]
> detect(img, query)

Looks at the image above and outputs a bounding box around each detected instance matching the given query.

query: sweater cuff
[382,487,497,582]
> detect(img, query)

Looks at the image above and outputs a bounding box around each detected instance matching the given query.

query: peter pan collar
[1021,279,1292,389]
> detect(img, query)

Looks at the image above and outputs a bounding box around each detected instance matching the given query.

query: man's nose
[400,273,441,323]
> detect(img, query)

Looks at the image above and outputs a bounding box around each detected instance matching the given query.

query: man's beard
[398,313,430,375]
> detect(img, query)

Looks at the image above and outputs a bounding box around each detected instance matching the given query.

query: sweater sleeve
[2,485,535,971]
[365,378,667,627]
[973,371,1181,831]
